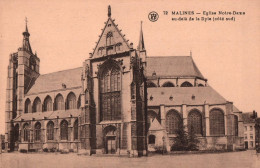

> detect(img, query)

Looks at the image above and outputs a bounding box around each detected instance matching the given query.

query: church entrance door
[245,141,248,149]
[106,136,116,154]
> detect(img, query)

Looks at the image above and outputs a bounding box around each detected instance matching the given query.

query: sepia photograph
[0,0,259,167]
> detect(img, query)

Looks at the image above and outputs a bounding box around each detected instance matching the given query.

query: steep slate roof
[13,110,81,122]
[146,56,204,79]
[242,112,255,124]
[149,118,164,131]
[233,105,241,112]
[26,67,82,95]
[147,86,227,106]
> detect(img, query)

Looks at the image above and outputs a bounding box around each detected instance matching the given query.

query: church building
[5,6,244,156]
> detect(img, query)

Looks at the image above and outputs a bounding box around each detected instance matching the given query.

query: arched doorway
[104,126,117,154]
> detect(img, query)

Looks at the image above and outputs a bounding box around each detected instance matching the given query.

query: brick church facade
[5,6,244,156]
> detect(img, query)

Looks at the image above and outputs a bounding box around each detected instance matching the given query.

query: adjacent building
[5,6,244,156]
[242,112,258,149]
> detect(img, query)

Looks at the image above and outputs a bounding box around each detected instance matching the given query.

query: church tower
[5,19,40,151]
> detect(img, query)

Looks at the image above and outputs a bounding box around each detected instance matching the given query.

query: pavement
[0,150,259,168]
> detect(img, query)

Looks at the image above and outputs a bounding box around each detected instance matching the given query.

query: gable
[92,18,130,58]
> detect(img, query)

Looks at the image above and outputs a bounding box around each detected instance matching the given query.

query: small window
[198,84,204,87]
[148,135,155,144]
[250,134,253,140]
[245,126,247,131]
[244,134,247,139]
[250,126,253,131]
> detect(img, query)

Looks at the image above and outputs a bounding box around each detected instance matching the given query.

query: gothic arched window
[180,81,193,87]
[66,92,76,110]
[100,65,121,121]
[188,110,202,135]
[35,122,41,141]
[47,121,54,140]
[25,98,31,113]
[74,119,78,140]
[166,110,182,134]
[106,32,113,46]
[43,96,52,112]
[54,94,64,110]
[234,115,238,136]
[60,120,68,140]
[210,109,225,135]
[23,123,29,142]
[32,97,41,113]
[162,82,175,87]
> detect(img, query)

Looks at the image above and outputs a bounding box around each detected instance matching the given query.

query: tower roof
[137,21,145,51]
[22,17,32,53]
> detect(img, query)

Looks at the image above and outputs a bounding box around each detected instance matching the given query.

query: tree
[171,124,188,151]
[187,125,199,151]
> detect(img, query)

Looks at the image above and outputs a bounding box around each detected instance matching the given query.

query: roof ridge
[147,56,190,58]
[40,67,82,76]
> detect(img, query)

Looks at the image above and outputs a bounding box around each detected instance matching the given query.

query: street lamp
[162,136,165,155]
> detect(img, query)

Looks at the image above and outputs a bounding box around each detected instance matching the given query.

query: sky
[0,0,259,134]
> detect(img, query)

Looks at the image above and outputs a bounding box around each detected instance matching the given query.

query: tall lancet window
[100,65,121,121]
[106,32,113,46]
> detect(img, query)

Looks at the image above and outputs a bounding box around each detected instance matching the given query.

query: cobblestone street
[0,150,259,168]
